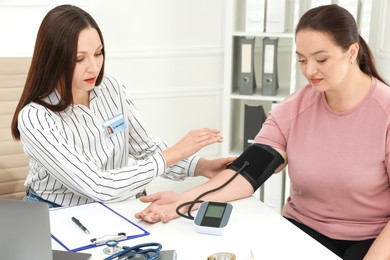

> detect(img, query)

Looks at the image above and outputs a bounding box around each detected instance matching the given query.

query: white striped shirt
[18,74,199,206]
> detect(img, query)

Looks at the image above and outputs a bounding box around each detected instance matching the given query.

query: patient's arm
[134,144,287,223]
[134,168,253,223]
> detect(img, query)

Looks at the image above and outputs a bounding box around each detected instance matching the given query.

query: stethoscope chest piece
[103,240,122,255]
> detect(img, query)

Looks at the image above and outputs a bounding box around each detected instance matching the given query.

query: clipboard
[49,202,149,252]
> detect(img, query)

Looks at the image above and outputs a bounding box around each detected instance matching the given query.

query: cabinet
[221,0,372,213]
[222,0,301,157]
[222,0,301,214]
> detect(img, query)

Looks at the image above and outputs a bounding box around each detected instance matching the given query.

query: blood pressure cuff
[227,144,284,191]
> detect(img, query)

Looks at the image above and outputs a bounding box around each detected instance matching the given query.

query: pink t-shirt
[255,78,390,240]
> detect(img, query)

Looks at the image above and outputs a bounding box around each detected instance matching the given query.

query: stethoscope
[102,240,162,260]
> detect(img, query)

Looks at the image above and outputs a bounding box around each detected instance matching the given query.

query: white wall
[88,1,225,160]
[0,0,225,160]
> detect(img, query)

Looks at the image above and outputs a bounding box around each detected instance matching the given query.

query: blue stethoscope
[104,240,162,260]
[102,240,162,260]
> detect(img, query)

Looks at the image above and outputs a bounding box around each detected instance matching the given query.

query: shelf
[232,31,295,38]
[230,87,290,102]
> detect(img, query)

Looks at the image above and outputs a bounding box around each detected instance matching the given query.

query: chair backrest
[0,57,31,199]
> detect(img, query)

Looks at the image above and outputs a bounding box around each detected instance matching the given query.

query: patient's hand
[134,191,184,223]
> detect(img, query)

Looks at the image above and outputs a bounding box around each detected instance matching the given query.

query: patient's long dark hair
[11,5,105,140]
[296,4,386,85]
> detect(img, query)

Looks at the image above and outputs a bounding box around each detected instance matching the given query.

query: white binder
[310,0,332,8]
[265,0,286,33]
[336,0,359,21]
[245,0,265,32]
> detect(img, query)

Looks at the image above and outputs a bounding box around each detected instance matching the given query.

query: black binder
[243,105,266,150]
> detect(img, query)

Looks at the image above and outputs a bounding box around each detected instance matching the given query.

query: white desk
[52,196,341,259]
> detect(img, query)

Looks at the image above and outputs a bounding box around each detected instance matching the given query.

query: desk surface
[52,196,341,259]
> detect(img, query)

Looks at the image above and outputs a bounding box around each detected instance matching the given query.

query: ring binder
[239,37,256,95]
[265,0,287,33]
[310,0,332,8]
[245,0,265,32]
[261,37,279,96]
[243,105,266,151]
[336,0,359,21]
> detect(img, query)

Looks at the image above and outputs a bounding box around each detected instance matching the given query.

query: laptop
[0,198,92,260]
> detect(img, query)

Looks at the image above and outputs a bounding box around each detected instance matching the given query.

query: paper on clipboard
[49,202,149,252]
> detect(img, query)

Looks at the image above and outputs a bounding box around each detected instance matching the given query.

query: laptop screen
[0,199,91,260]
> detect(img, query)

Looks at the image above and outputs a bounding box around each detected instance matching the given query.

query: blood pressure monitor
[194,201,233,236]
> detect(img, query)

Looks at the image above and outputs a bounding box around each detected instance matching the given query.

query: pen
[71,217,90,234]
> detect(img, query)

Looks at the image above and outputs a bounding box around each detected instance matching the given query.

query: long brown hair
[11,5,105,140]
[296,4,386,85]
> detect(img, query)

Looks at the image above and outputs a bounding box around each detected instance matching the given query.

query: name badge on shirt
[103,113,126,137]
